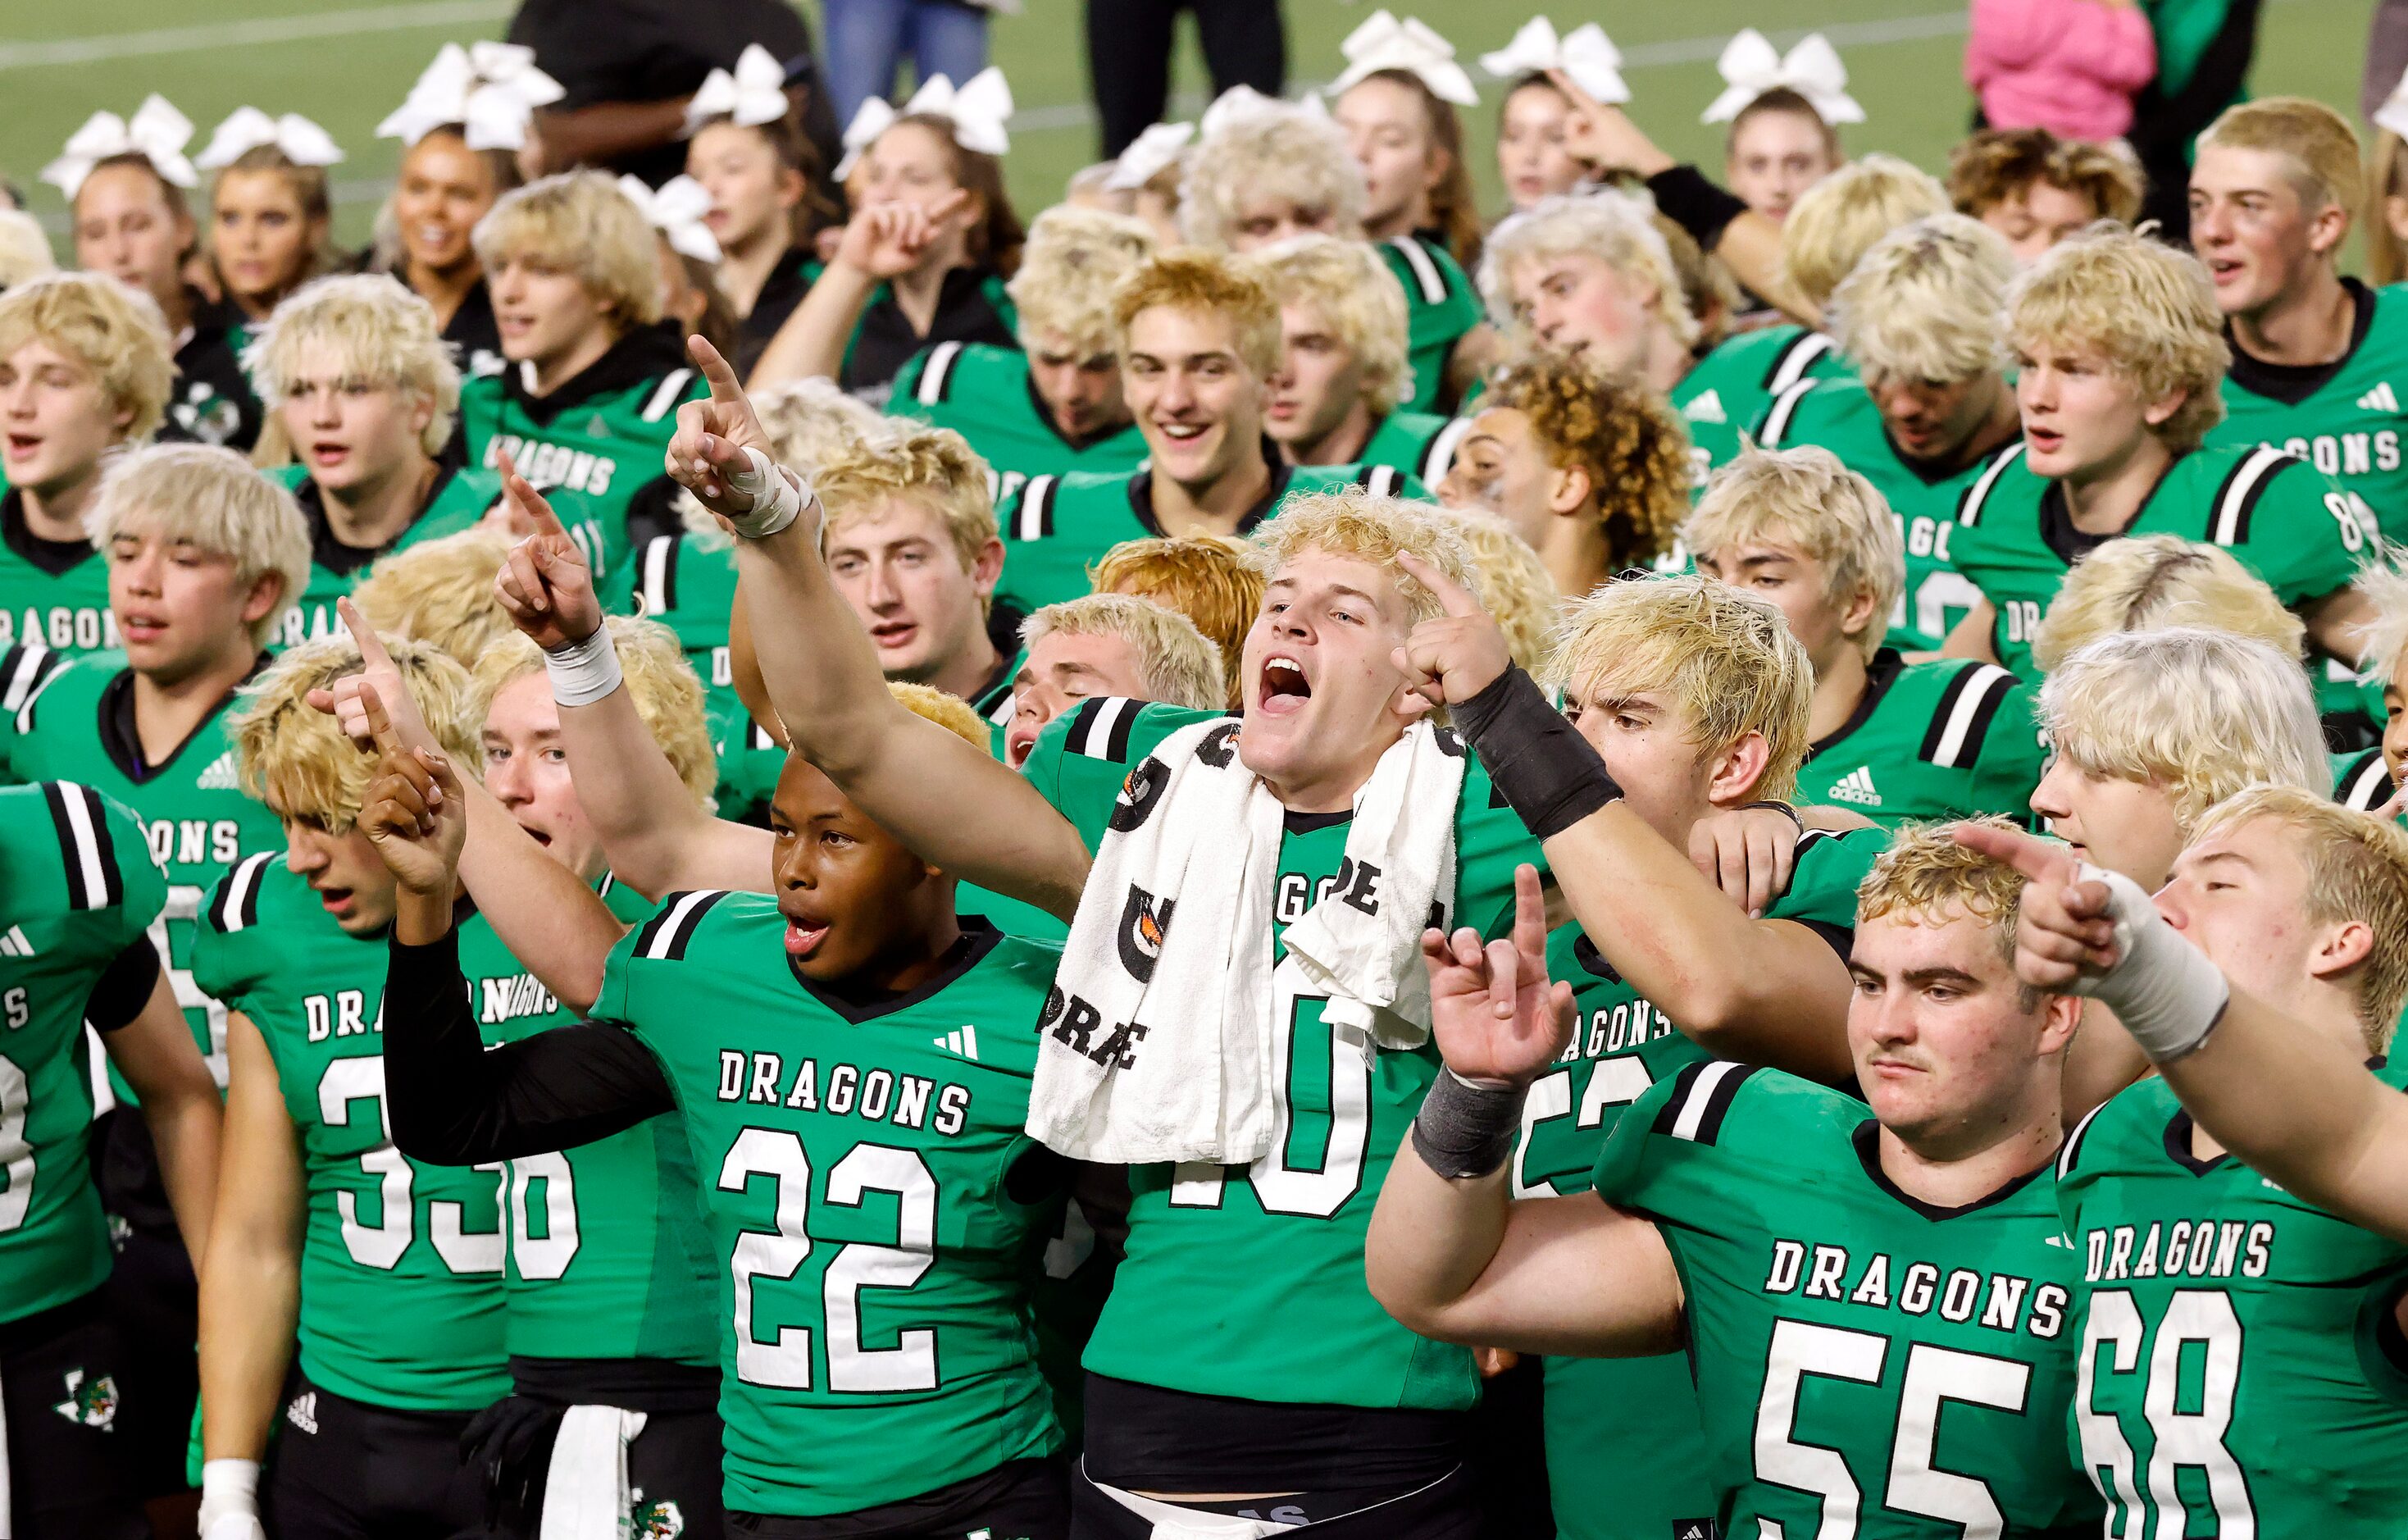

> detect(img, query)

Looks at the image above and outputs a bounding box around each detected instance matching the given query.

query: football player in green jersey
[1762,215,2024,653]
[2195,101,2408,544]
[460,171,708,563]
[1435,353,1690,595]
[992,253,1424,615]
[1258,235,1463,485]
[889,205,1154,503]
[0,272,175,658]
[1946,226,2376,683]
[1690,447,2044,828]
[1368,822,2103,1540]
[0,779,223,1540]
[194,634,508,1539]
[361,675,1074,1533]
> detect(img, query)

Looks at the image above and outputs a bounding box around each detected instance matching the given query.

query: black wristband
[1410,1067,1528,1180]
[1742,800,1802,832]
[1646,164,1748,253]
[1450,666,1621,841]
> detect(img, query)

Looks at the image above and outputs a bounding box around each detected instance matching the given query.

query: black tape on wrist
[1645,164,1747,252]
[1410,1067,1528,1180]
[1742,800,1802,833]
[1450,666,1621,841]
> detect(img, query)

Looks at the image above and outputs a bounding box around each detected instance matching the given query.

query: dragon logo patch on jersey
[52,1369,118,1428]
[1116,886,1176,982]
[630,1497,685,1538]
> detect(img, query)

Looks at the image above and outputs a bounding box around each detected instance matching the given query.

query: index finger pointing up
[1394,549,1482,618]
[355,678,404,759]
[338,597,398,674]
[496,449,569,539]
[688,333,746,403]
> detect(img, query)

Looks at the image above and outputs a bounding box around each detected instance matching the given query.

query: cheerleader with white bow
[1478,17,1628,213]
[1705,29,1859,223]
[1327,11,1484,271]
[196,107,344,325]
[682,43,840,374]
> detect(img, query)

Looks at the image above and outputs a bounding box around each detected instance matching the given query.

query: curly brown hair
[1484,355,1691,571]
[1946,128,2144,228]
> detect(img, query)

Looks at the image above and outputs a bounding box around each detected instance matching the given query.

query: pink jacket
[1964,0,2157,141]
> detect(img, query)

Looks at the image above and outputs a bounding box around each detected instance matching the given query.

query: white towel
[1089,1478,1295,1538]
[1029,718,1464,1164]
[539,1406,647,1540]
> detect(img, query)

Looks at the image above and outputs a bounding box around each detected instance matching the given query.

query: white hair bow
[1478,18,1627,106]
[685,43,791,134]
[620,174,722,263]
[1702,30,1863,125]
[1104,121,1195,192]
[196,107,345,171]
[1330,11,1479,107]
[376,41,566,151]
[1197,84,1328,141]
[835,67,1014,180]
[2379,63,2408,142]
[41,95,198,198]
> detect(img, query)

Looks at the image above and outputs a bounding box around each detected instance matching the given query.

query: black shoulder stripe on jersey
[1359,465,1403,497]
[1762,331,1835,396]
[634,889,729,962]
[1014,476,1058,542]
[1064,695,1141,760]
[640,368,696,423]
[916,341,965,406]
[1649,1059,1755,1145]
[640,535,680,617]
[208,852,275,933]
[1953,441,2027,528]
[1919,663,2016,769]
[1421,417,1473,485]
[1758,379,1816,448]
[43,781,123,912]
[2208,444,2294,546]
[2340,751,2394,812]
[1386,235,1448,303]
[0,644,61,715]
[2057,1098,2112,1180]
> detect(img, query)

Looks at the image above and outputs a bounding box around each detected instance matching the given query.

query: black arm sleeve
[85,937,164,1032]
[1645,165,1750,256]
[384,927,675,1165]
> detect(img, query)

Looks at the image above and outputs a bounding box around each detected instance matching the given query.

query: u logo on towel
[1108,756,1173,833]
[1117,886,1177,982]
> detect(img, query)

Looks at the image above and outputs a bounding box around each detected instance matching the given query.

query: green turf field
[0,0,2378,256]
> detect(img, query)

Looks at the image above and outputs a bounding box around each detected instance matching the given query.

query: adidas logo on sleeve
[2357,382,2401,413]
[935,1025,982,1061]
[0,925,33,958]
[1827,767,1882,806]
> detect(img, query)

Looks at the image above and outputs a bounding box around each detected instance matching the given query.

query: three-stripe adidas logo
[935,1025,982,1061]
[195,751,240,791]
[2359,382,2401,413]
[0,926,31,959]
[1827,767,1882,806]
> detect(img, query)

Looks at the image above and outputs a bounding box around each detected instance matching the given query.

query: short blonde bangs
[2201,98,2365,215]
[2005,226,2229,453]
[1479,191,1699,350]
[1857,816,2029,962]
[1251,489,1477,628]
[1483,354,1692,571]
[1257,235,1411,415]
[887,680,991,749]
[0,271,175,442]
[85,444,312,647]
[1681,446,1902,663]
[228,632,482,832]
[2032,535,2302,674]
[2040,627,2325,832]
[472,170,663,328]
[473,616,717,808]
[1008,205,1159,358]
[1178,107,1364,250]
[1429,508,1560,669]
[1828,214,2015,385]
[1110,250,1281,378]
[1021,592,1226,711]
[1778,153,1951,308]
[245,273,462,457]
[349,526,519,664]
[1541,574,1814,799]
[814,427,999,587]
[1089,533,1266,701]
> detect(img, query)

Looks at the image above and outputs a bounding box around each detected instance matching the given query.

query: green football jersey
[1796,653,2047,828]
[0,782,166,1323]
[2334,746,2396,814]
[1591,1065,2101,1538]
[2210,280,2407,544]
[1527,826,1881,1540]
[192,854,510,1411]
[1379,235,1482,415]
[889,341,1149,505]
[2057,1067,2408,1539]
[1356,409,1469,487]
[594,900,1063,1516]
[0,490,117,656]
[1,648,283,1073]
[628,531,790,820]
[1951,442,2371,678]
[458,878,718,1368]
[1022,696,1543,1410]
[1674,326,1856,487]
[995,456,1426,615]
[1757,378,1999,652]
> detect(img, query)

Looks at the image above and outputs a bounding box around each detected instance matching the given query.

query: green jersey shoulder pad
[1637,1058,1772,1150]
[1382,235,1474,312]
[2,642,72,726]
[2053,1088,2125,1183]
[2337,748,2393,812]
[3,781,154,916]
[1951,440,2030,527]
[204,850,282,935]
[1755,374,1832,447]
[621,888,738,964]
[896,339,1020,410]
[1919,659,2023,769]
[1001,469,1120,542]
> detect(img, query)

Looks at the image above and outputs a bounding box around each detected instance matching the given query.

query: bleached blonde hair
[0,271,175,443]
[1428,508,1561,669]
[0,211,56,292]
[244,273,462,457]
[1541,574,1814,800]
[229,632,482,831]
[887,679,992,750]
[1008,204,1159,358]
[2199,98,2365,216]
[1479,189,1700,350]
[473,170,662,329]
[2190,783,2408,1045]
[1255,235,1412,416]
[813,427,999,590]
[349,526,519,664]
[1681,446,1902,665]
[473,616,717,808]
[1021,593,1227,711]
[85,444,313,649]
[2354,543,2408,686]
[678,377,894,545]
[1857,816,2031,966]
[1178,104,1365,250]
[1779,153,1951,308]
[1089,533,1266,702]
[1251,489,1477,628]
[2032,535,2304,674]
[2005,225,2230,453]
[1110,249,1282,379]
[2041,627,2325,831]
[1827,214,2016,386]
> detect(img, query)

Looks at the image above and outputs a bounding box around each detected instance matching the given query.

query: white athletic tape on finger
[723,446,806,540]
[544,626,623,707]
[2069,861,2230,1062]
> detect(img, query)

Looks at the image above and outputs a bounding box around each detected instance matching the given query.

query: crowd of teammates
[11,11,2408,1540]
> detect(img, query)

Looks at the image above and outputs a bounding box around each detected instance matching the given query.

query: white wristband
[2069,862,2232,1062]
[198,1458,260,1521]
[723,447,808,540]
[543,626,623,707]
